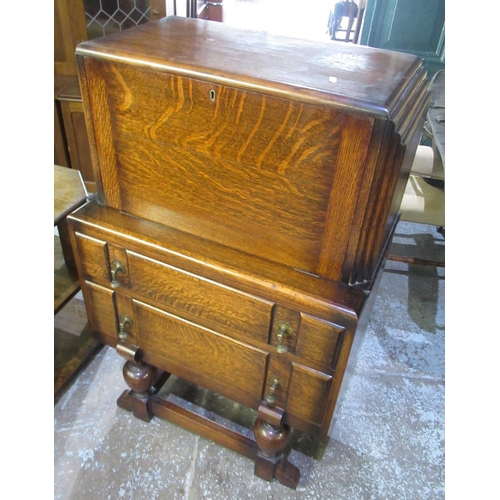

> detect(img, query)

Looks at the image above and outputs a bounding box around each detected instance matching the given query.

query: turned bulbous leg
[253,403,300,488]
[117,359,158,422]
[122,360,157,398]
[253,418,291,458]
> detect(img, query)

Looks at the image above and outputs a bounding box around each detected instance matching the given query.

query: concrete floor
[54,221,445,499]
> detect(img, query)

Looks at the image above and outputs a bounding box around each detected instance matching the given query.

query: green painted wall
[361,0,445,78]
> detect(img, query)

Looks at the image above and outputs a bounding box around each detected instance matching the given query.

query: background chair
[410,144,444,183]
[387,145,445,267]
[328,0,366,43]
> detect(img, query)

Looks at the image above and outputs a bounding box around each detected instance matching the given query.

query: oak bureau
[67,16,430,488]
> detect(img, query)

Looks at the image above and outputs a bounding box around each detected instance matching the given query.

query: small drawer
[83,281,118,347]
[294,314,345,369]
[285,362,332,427]
[74,232,109,283]
[124,251,274,344]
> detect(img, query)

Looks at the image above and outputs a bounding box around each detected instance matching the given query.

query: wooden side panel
[82,58,121,207]
[85,60,346,273]
[348,73,430,285]
[317,114,374,281]
[126,251,274,343]
[134,300,269,402]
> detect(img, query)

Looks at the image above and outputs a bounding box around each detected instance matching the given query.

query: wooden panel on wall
[60,100,94,184]
[55,102,70,167]
[54,0,88,76]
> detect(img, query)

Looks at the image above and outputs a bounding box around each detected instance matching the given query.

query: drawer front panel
[126,251,274,343]
[134,300,269,400]
[75,232,109,282]
[286,363,332,426]
[295,314,345,368]
[84,281,118,347]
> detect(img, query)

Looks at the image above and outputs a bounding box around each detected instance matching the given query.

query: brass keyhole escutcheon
[110,260,126,288]
[118,315,133,339]
[209,89,216,102]
[265,377,281,405]
[276,322,292,354]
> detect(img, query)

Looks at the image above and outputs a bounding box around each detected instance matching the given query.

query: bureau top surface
[76,16,423,118]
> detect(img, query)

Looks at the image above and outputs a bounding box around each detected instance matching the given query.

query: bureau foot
[253,404,300,489]
[117,361,170,422]
[254,453,300,489]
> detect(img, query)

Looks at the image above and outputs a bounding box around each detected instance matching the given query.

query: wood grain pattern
[93,61,344,272]
[126,251,274,343]
[317,114,374,280]
[342,119,391,285]
[83,281,118,347]
[349,73,430,285]
[77,18,429,285]
[67,19,433,482]
[295,314,345,369]
[77,18,428,288]
[74,232,110,283]
[82,58,120,207]
[75,16,423,118]
[134,300,269,400]
[286,363,332,426]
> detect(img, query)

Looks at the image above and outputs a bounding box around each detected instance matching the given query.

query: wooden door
[54,0,88,76]
[360,0,445,77]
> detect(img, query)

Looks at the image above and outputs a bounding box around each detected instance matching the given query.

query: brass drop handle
[110,260,126,288]
[118,315,133,339]
[265,377,280,405]
[276,322,292,354]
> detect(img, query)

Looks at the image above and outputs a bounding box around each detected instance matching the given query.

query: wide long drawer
[127,251,274,344]
[82,279,269,409]
[134,299,269,407]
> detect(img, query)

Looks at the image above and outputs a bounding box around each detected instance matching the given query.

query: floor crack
[183,435,199,500]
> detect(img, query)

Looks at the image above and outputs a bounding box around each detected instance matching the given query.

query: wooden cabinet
[69,201,364,439]
[68,16,430,488]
